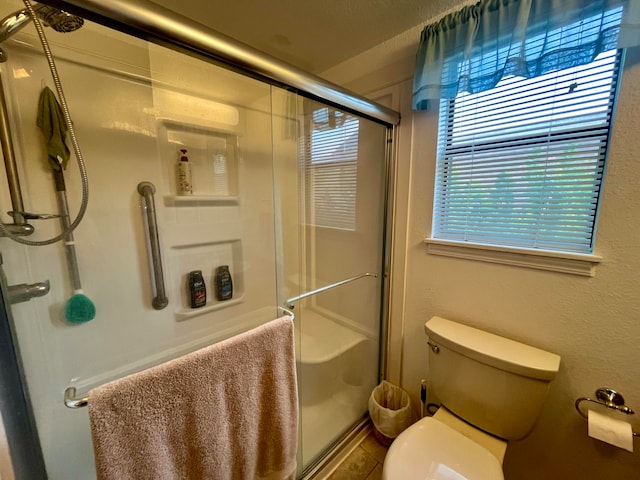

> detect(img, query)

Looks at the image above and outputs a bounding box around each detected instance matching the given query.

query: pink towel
[88,316,298,480]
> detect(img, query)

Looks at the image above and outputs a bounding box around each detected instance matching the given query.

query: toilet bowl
[382,413,504,480]
[381,316,560,480]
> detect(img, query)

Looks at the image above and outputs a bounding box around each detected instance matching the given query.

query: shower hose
[0,0,89,246]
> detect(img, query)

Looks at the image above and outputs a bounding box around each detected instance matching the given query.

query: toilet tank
[425,316,560,440]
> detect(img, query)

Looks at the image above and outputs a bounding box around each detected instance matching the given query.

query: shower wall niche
[169,239,245,320]
[158,119,240,202]
[0,1,389,478]
[156,119,245,320]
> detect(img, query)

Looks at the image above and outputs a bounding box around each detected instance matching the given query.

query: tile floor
[327,432,388,480]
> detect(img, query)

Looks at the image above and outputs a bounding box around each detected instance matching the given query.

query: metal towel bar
[575,387,639,437]
[285,272,378,308]
[64,387,88,409]
[64,308,295,409]
[278,306,295,321]
[137,182,168,310]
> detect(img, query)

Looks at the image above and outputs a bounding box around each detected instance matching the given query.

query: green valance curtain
[413,0,640,110]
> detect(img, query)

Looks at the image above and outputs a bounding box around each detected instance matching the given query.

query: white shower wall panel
[1,20,278,479]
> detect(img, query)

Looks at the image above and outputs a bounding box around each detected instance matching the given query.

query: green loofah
[64,293,96,324]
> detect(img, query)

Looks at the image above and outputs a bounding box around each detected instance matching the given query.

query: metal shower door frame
[0,0,401,477]
[0,257,47,479]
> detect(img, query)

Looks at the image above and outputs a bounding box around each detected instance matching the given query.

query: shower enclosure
[0,0,398,478]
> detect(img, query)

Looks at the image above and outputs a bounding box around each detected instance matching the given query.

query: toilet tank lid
[425,317,561,381]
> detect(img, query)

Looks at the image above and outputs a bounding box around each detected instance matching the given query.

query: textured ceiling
[150,0,458,73]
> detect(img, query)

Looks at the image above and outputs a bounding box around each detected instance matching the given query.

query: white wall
[324,20,640,480]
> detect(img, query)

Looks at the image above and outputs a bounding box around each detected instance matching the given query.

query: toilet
[382,316,561,480]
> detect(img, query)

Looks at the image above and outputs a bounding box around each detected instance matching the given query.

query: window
[432,48,621,256]
[303,107,359,230]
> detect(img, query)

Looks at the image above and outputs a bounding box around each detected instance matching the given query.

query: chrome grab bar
[137,182,168,310]
[285,272,378,308]
[63,307,295,409]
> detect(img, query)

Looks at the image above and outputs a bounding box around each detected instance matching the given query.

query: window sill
[424,239,601,277]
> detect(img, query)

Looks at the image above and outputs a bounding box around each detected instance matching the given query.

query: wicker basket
[373,426,394,447]
[368,381,411,447]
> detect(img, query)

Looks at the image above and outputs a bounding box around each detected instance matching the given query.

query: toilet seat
[381,417,504,480]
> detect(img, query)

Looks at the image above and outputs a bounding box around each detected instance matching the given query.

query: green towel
[36,86,70,171]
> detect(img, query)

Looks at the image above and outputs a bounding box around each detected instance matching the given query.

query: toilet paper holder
[575,387,639,437]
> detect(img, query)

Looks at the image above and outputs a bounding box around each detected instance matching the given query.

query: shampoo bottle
[176,148,193,195]
[215,265,233,301]
[188,270,206,308]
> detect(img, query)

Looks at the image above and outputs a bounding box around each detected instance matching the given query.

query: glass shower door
[272,90,388,471]
[0,0,392,476]
[0,7,283,477]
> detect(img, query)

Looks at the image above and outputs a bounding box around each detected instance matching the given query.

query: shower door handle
[137,182,168,310]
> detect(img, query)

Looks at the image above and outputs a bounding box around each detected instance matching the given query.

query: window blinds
[303,109,359,230]
[433,49,621,253]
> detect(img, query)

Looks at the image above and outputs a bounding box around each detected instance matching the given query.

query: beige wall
[0,416,15,480]
[324,21,640,480]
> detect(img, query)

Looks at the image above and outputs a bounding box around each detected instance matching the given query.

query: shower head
[0,3,84,43]
[37,5,84,33]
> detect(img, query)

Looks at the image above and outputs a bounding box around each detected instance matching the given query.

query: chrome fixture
[575,387,639,437]
[7,280,50,304]
[64,307,295,409]
[0,3,83,44]
[0,74,33,235]
[1,252,50,303]
[0,0,90,246]
[277,306,295,322]
[285,272,378,309]
[137,182,168,310]
[7,211,60,220]
[64,386,87,409]
[52,0,399,126]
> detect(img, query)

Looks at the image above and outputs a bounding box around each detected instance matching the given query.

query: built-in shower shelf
[164,195,240,206]
[157,118,240,200]
[174,295,244,321]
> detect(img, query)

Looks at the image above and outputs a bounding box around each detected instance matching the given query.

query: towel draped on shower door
[88,316,298,480]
